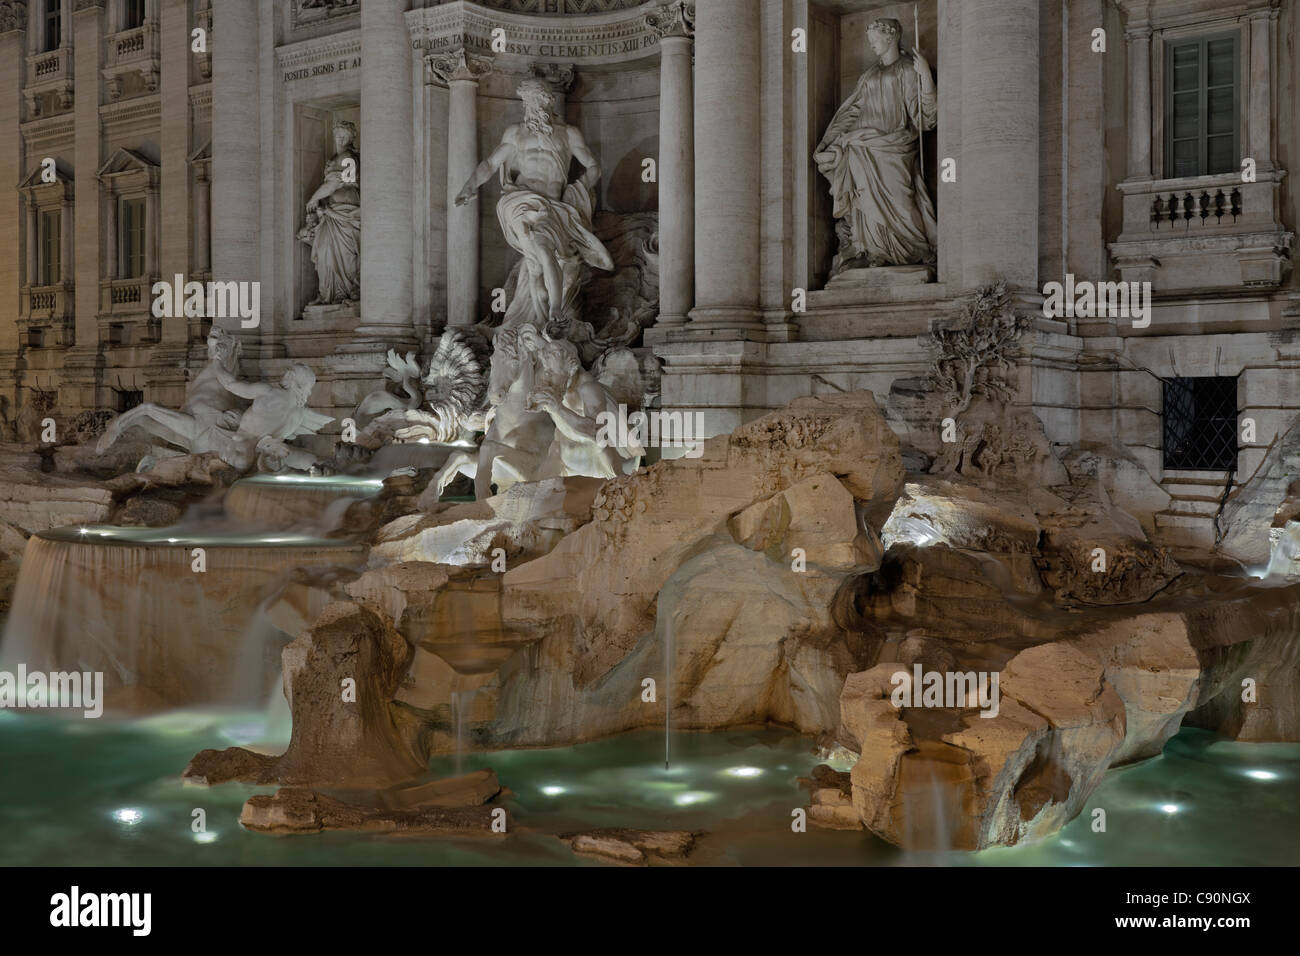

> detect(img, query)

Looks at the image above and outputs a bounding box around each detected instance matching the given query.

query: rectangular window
[1163,376,1238,471]
[40,209,60,286]
[1164,32,1239,179]
[122,197,145,278]
[122,0,145,30]
[43,0,61,52]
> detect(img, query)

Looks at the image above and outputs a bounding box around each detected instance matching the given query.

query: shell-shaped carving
[420,328,489,440]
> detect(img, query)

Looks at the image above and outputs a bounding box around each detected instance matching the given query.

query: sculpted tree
[926,281,1030,416]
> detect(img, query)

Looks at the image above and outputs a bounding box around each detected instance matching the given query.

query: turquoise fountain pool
[0,713,1294,866]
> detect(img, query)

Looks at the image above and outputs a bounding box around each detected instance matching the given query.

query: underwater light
[724,766,763,778]
[193,832,218,844]
[540,785,566,796]
[674,791,715,806]
[1159,803,1179,814]
[113,808,143,825]
[1245,770,1278,781]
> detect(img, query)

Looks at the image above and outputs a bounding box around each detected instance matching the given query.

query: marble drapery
[816,53,937,271]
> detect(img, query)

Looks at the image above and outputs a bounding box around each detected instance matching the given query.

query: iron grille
[1162,376,1238,470]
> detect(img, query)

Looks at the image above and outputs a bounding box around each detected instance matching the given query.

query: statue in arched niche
[815,17,937,276]
[454,77,613,332]
[298,119,361,306]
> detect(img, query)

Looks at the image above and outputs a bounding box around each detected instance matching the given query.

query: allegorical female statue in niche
[298,119,361,305]
[815,17,937,275]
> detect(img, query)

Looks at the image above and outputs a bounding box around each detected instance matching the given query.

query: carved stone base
[826,264,934,291]
[301,302,360,324]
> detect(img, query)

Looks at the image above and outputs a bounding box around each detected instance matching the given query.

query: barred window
[1162,376,1238,471]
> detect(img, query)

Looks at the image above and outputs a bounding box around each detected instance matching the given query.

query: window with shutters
[43,0,61,52]
[122,0,146,31]
[40,210,60,286]
[121,198,146,279]
[1164,32,1239,179]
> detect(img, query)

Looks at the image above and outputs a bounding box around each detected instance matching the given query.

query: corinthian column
[646,1,694,328]
[430,48,492,329]
[355,0,416,345]
[688,0,761,331]
[211,0,260,294]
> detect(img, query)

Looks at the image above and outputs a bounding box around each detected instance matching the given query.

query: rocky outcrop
[502,392,902,680]
[559,828,699,865]
[372,476,604,568]
[185,601,428,788]
[240,771,503,835]
[1215,417,1300,568]
[837,573,1300,850]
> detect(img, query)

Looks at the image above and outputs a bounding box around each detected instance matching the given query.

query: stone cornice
[407,1,662,67]
[274,29,361,72]
[19,111,74,147]
[73,0,105,13]
[1114,0,1278,32]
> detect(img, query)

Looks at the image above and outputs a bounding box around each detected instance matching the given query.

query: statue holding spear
[814,14,937,275]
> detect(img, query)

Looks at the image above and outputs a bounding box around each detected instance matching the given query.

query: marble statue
[96,327,247,458]
[298,120,361,306]
[815,17,937,274]
[454,77,613,331]
[354,330,490,447]
[211,362,334,473]
[431,325,641,500]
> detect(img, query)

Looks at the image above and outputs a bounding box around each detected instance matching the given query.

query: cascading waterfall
[0,527,365,712]
[664,612,673,770]
[222,473,385,527]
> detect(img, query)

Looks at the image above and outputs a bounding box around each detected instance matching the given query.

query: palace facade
[0,0,1297,550]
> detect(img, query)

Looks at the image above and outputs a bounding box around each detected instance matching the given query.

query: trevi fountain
[0,0,1296,892]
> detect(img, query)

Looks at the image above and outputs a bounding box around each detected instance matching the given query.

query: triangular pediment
[18,161,73,189]
[97,147,159,180]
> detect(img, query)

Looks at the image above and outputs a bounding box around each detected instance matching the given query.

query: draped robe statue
[815,18,937,275]
[454,77,613,331]
[299,120,361,305]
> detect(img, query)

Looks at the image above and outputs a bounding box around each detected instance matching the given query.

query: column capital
[534,61,576,94]
[645,0,694,40]
[1123,26,1152,42]
[427,47,493,87]
[0,1,25,34]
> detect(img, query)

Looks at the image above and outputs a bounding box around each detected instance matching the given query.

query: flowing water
[0,715,1293,867]
[0,526,366,712]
